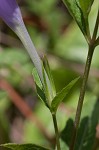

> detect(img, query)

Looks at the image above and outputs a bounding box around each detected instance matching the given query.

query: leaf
[74,117,89,150]
[32,67,48,108]
[76,0,94,37]
[51,77,79,112]
[78,0,94,17]
[42,56,56,98]
[74,100,99,150]
[60,140,69,150]
[61,119,74,147]
[75,99,99,150]
[42,65,53,106]
[1,143,51,150]
[60,99,99,150]
[36,84,49,108]
[32,67,42,89]
[62,0,88,37]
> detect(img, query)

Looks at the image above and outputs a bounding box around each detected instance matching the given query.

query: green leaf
[78,0,94,17]
[61,119,74,147]
[1,143,51,150]
[60,99,99,150]
[42,65,53,107]
[60,140,69,150]
[36,84,49,108]
[42,66,51,106]
[32,67,48,108]
[32,67,42,89]
[62,0,88,37]
[42,56,56,98]
[75,99,99,150]
[51,77,79,112]
[74,117,89,149]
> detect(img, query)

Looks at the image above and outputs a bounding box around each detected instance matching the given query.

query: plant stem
[70,45,95,150]
[52,113,61,150]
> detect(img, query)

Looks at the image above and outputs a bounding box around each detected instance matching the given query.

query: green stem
[69,45,95,150]
[52,113,61,150]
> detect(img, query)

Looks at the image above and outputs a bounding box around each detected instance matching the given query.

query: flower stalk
[70,44,94,150]
[52,113,61,150]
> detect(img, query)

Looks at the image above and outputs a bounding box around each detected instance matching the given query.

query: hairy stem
[70,45,95,150]
[52,113,61,150]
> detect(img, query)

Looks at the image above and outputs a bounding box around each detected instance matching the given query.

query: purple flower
[0,0,22,28]
[0,0,43,82]
[0,0,54,101]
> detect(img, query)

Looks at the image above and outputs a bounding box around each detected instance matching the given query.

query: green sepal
[42,56,56,98]
[32,67,42,89]
[42,65,52,107]
[1,143,51,150]
[32,67,49,108]
[51,77,80,113]
[36,84,49,108]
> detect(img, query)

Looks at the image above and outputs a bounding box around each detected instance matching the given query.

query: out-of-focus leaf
[61,118,73,147]
[1,143,50,150]
[0,91,7,100]
[60,99,99,150]
[58,140,68,150]
[0,49,29,65]
[26,0,56,15]
[75,99,99,150]
[51,77,79,112]
[63,0,87,36]
[74,117,89,149]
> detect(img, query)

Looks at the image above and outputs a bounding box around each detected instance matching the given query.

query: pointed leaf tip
[51,77,80,112]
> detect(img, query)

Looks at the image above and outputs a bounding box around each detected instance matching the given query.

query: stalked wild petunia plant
[0,0,99,150]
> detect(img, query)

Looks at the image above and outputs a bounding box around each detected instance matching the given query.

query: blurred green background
[0,0,99,149]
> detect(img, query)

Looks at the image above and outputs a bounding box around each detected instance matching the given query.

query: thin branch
[70,45,94,150]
